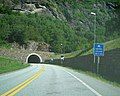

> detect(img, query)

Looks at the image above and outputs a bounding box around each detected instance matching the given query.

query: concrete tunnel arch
[26,53,43,63]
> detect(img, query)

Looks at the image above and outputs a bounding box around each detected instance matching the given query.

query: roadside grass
[51,38,120,59]
[63,50,82,58]
[82,38,120,56]
[51,50,82,59]
[50,38,120,87]
[78,38,120,87]
[0,56,29,74]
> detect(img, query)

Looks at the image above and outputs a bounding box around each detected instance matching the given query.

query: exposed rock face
[27,41,49,52]
[13,3,54,16]
[12,1,116,39]
[37,42,50,52]
[23,4,36,11]
[0,48,51,62]
[26,41,39,51]
[2,0,119,53]
[11,41,50,52]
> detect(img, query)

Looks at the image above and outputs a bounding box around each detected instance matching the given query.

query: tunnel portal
[26,53,42,63]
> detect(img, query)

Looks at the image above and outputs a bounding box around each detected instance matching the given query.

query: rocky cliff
[0,0,119,52]
[13,0,119,43]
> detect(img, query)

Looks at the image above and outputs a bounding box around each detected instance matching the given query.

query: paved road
[0,64,120,96]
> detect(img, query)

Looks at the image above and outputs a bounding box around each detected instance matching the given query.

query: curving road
[0,64,120,96]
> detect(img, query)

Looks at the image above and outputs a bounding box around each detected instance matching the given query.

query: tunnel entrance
[28,55,40,63]
[26,53,42,63]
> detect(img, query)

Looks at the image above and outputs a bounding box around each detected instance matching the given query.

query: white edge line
[63,69,102,96]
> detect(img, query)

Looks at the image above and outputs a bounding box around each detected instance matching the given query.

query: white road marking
[40,64,102,96]
[64,70,102,96]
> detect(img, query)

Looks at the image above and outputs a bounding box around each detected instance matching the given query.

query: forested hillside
[0,0,120,53]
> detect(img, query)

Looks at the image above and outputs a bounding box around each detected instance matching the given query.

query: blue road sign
[93,43,104,56]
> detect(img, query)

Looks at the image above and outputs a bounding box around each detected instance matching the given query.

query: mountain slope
[0,0,120,53]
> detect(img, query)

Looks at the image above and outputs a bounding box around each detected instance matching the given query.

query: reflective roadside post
[91,12,96,64]
[61,44,63,63]
[61,43,63,54]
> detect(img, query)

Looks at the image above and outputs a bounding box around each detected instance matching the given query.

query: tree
[6,27,25,45]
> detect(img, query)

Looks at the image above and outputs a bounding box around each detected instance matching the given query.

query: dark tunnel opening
[28,55,41,63]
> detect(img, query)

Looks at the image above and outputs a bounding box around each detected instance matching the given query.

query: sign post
[93,43,104,74]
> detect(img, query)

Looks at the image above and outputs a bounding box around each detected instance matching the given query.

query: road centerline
[1,66,45,96]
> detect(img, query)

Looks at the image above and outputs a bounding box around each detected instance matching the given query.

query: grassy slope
[49,38,120,87]
[51,38,120,86]
[76,38,120,86]
[52,38,120,59]
[51,50,82,59]
[0,56,29,74]
[82,38,120,56]
[73,38,120,86]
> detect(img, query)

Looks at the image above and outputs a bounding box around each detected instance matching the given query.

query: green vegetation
[62,50,82,58]
[51,37,120,59]
[0,56,29,74]
[51,50,82,59]
[0,0,19,14]
[0,0,119,53]
[49,38,120,85]
[105,38,120,51]
[52,37,120,58]
[82,38,120,56]
[0,40,11,49]
[0,13,81,53]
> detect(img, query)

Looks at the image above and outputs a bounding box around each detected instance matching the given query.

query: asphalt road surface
[0,64,120,96]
